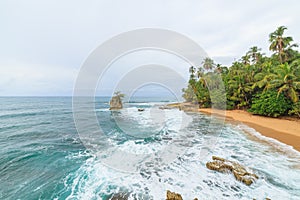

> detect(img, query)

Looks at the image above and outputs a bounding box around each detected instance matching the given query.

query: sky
[0,0,300,96]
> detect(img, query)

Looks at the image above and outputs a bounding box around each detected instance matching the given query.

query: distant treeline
[182,26,300,117]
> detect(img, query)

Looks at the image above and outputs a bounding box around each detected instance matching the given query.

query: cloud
[0,0,300,95]
[0,61,78,96]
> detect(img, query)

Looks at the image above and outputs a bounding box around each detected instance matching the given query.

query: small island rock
[109,96,123,110]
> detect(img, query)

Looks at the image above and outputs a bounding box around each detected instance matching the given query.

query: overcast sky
[1,0,299,96]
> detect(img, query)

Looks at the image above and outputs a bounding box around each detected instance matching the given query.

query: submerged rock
[109,96,123,110]
[206,156,258,186]
[166,190,183,200]
[109,192,129,200]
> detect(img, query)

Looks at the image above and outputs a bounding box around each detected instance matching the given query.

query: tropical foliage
[248,90,292,117]
[113,91,125,100]
[182,26,300,118]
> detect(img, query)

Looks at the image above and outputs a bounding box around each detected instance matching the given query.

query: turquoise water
[0,97,300,199]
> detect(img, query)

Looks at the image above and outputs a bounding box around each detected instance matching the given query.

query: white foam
[64,103,300,199]
[95,108,109,112]
[236,124,300,157]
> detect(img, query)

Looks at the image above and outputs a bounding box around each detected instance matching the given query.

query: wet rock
[109,96,123,110]
[138,108,145,111]
[178,103,199,112]
[109,192,129,200]
[206,156,258,186]
[166,190,183,200]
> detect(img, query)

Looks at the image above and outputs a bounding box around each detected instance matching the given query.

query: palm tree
[285,43,299,62]
[214,64,228,74]
[252,72,276,92]
[114,91,125,99]
[182,85,197,103]
[227,62,253,109]
[189,66,196,80]
[181,25,300,116]
[202,57,215,71]
[247,46,263,64]
[241,54,250,65]
[269,26,295,63]
[269,63,300,102]
[196,77,210,107]
[197,67,204,78]
[252,61,275,91]
[227,76,252,109]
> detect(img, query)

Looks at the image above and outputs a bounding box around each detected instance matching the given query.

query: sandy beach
[199,108,300,152]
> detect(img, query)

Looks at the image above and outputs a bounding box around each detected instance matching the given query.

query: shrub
[248,90,292,117]
[288,102,300,118]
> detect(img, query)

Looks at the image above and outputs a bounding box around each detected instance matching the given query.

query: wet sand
[199,108,300,152]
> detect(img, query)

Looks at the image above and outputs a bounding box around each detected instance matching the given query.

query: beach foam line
[198,108,300,152]
[236,124,300,157]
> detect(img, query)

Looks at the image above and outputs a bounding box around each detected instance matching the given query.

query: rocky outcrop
[159,103,180,110]
[159,105,174,110]
[166,190,183,200]
[206,156,258,186]
[109,96,123,110]
[179,103,199,112]
[164,102,199,112]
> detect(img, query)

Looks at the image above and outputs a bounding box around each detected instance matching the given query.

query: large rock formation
[206,156,258,186]
[109,96,123,110]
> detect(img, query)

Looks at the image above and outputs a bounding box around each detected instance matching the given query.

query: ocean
[0,97,300,199]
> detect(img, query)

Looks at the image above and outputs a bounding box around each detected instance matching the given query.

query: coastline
[166,103,300,152]
[199,108,300,152]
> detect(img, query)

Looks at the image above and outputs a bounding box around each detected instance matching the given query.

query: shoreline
[199,108,300,152]
[166,103,300,152]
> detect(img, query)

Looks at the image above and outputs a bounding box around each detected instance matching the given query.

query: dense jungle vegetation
[182,26,300,117]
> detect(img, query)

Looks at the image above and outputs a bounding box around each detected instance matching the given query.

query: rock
[138,108,145,111]
[109,192,129,200]
[178,102,199,112]
[109,96,123,110]
[159,106,173,110]
[178,103,199,112]
[166,190,183,200]
[212,155,225,162]
[206,156,258,186]
[160,102,200,112]
[159,103,180,110]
